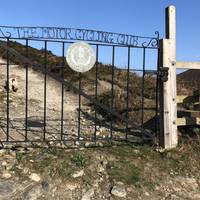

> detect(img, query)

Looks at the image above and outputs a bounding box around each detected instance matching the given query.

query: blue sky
[0,0,200,69]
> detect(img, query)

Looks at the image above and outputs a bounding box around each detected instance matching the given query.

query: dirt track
[0,58,82,142]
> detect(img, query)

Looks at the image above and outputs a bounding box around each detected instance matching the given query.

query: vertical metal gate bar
[43,40,47,140]
[78,72,81,140]
[126,46,130,140]
[110,46,115,139]
[155,47,160,137]
[94,44,98,141]
[61,42,65,141]
[141,48,146,128]
[6,38,10,142]
[155,33,160,137]
[25,39,29,141]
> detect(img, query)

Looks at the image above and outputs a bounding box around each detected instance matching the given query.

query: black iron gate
[0,26,160,146]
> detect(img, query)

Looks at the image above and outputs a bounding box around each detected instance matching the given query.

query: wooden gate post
[159,5,178,149]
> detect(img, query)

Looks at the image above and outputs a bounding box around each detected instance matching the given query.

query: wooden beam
[176,95,199,104]
[166,5,176,40]
[178,110,200,118]
[177,117,200,126]
[176,61,200,69]
[159,5,178,149]
[176,95,188,104]
[159,39,177,149]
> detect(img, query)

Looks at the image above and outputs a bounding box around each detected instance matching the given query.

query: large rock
[111,185,127,198]
[2,171,12,179]
[72,170,84,178]
[97,164,105,173]
[29,173,41,182]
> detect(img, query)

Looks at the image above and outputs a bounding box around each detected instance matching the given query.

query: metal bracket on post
[158,67,169,82]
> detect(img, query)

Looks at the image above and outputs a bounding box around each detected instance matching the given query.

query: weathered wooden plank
[159,42,177,148]
[159,5,177,149]
[166,6,176,40]
[177,117,200,126]
[177,110,200,118]
[176,95,188,104]
[176,95,199,104]
[176,61,200,69]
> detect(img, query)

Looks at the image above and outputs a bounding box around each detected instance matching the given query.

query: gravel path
[0,58,81,142]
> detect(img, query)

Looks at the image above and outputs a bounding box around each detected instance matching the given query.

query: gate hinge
[158,67,169,82]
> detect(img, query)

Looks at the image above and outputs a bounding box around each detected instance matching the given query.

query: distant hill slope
[178,69,200,82]
[177,69,200,95]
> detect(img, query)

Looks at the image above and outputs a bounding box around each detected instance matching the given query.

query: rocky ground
[0,140,200,200]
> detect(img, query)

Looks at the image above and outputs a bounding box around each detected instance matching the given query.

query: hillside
[177,70,200,95]
[178,69,200,82]
[0,40,157,127]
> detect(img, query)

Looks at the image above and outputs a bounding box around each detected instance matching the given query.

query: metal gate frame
[0,26,161,147]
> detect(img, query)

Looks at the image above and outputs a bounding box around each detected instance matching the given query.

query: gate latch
[158,67,169,82]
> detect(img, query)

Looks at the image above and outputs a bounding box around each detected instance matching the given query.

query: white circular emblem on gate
[66,41,96,73]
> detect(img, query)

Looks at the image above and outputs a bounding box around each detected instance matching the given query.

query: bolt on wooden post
[159,5,178,149]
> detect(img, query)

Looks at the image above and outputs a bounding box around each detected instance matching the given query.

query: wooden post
[159,5,178,149]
